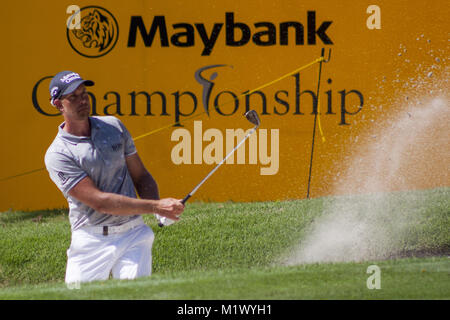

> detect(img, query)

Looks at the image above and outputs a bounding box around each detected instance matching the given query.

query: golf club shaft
[181,126,258,204]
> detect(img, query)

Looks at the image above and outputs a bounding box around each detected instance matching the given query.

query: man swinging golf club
[44,71,184,285]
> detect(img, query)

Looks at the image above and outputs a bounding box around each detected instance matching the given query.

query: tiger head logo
[67,6,119,58]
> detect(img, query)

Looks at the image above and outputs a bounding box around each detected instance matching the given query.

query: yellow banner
[0,0,448,210]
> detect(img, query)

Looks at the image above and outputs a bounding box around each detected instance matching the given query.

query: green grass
[0,188,448,299]
[0,257,448,299]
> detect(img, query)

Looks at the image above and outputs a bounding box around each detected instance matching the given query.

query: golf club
[158,110,261,227]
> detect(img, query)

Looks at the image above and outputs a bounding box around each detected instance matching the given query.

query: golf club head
[244,110,260,127]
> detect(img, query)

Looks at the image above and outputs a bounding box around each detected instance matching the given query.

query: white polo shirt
[45,116,141,231]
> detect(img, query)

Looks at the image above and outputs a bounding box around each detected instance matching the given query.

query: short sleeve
[116,118,137,157]
[44,151,87,197]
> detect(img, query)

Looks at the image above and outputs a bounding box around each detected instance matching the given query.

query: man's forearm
[96,192,159,216]
[68,174,181,218]
[96,192,183,220]
[96,172,160,215]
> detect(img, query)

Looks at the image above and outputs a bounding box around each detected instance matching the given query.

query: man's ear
[53,99,64,112]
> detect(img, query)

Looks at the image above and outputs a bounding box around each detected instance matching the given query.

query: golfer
[44,71,184,285]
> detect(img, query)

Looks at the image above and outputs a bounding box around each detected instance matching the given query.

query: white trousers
[65,220,154,284]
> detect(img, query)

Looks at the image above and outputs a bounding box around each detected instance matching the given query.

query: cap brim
[60,79,94,96]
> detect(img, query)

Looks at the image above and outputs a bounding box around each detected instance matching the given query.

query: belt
[82,218,144,236]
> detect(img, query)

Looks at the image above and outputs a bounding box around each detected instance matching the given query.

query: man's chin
[74,111,90,121]
[78,107,91,117]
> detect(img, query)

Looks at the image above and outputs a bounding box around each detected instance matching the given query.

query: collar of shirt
[57,117,101,145]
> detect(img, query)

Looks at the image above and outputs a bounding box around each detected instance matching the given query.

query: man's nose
[81,92,89,103]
